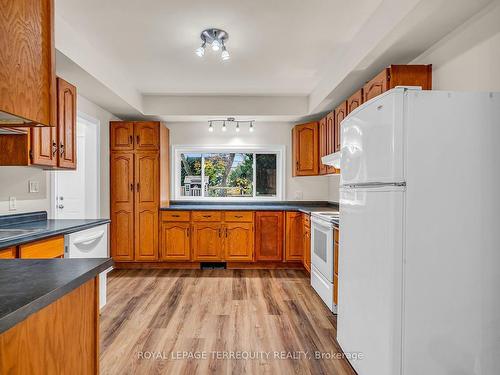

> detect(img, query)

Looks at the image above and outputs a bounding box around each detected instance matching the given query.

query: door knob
[58,204,64,209]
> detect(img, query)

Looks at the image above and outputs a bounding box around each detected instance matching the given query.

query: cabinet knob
[129,135,133,144]
[59,143,65,156]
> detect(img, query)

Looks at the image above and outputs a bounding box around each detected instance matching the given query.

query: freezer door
[337,186,404,375]
[340,89,405,186]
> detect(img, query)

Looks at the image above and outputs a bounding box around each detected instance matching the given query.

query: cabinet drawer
[224,211,253,222]
[0,247,17,258]
[192,211,222,222]
[161,211,191,222]
[19,236,64,259]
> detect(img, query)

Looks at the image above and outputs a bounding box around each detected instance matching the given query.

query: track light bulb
[211,40,221,51]
[195,44,205,57]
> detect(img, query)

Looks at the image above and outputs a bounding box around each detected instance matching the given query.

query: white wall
[77,95,121,218]
[168,121,330,201]
[411,0,500,91]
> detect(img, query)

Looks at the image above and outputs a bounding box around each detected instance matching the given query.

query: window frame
[172,145,285,201]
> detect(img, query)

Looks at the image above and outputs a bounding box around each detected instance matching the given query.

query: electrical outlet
[29,180,40,193]
[9,197,16,211]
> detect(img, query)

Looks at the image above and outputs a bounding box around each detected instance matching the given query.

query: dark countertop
[0,258,113,334]
[161,201,339,215]
[0,211,110,249]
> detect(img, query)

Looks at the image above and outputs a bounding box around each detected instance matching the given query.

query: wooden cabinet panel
[135,208,158,261]
[134,122,159,150]
[135,152,159,206]
[303,221,311,273]
[0,131,30,166]
[292,122,319,176]
[0,0,56,127]
[192,211,223,222]
[110,153,134,208]
[110,122,134,151]
[363,69,389,102]
[333,273,339,306]
[160,222,191,261]
[224,211,253,222]
[334,101,347,152]
[334,231,339,276]
[347,89,363,114]
[57,78,76,169]
[0,247,17,259]
[318,117,328,175]
[192,223,222,261]
[224,223,254,261]
[161,211,191,222]
[285,212,304,262]
[326,111,336,174]
[31,126,57,167]
[19,236,64,259]
[111,209,134,261]
[255,212,284,261]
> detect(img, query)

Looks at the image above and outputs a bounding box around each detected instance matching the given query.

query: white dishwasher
[65,224,110,309]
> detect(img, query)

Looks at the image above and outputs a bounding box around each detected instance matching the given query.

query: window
[174,146,284,201]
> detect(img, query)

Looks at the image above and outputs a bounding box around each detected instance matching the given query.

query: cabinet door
[134,152,159,261]
[19,236,64,258]
[111,209,134,261]
[285,212,304,262]
[135,207,159,261]
[57,78,77,169]
[292,122,319,176]
[0,247,17,259]
[363,68,389,102]
[0,0,56,127]
[110,153,134,261]
[31,126,57,167]
[334,101,347,152]
[110,122,134,151]
[255,212,284,261]
[318,117,328,175]
[160,222,191,261]
[134,122,159,150]
[303,224,311,272]
[224,223,254,261]
[192,223,222,261]
[326,111,336,174]
[347,89,363,114]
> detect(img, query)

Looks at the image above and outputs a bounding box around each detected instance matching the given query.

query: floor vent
[201,262,226,270]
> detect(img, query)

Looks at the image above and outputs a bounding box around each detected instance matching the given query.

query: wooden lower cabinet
[160,222,191,261]
[285,212,304,261]
[303,215,311,272]
[110,209,134,261]
[224,223,254,261]
[192,223,223,261]
[134,207,158,261]
[19,236,64,258]
[255,212,284,261]
[0,247,16,259]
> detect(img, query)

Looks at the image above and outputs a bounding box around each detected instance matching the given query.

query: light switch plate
[9,197,16,211]
[294,191,304,200]
[28,180,40,193]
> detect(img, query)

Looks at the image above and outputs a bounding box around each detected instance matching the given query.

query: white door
[54,117,99,219]
[337,186,404,375]
[340,88,406,186]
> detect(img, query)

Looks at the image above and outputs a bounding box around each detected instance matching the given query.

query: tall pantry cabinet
[110,122,169,261]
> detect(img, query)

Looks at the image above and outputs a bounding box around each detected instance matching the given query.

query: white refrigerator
[337,88,500,375]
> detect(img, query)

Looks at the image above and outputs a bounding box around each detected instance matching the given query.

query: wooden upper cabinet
[191,223,223,261]
[285,212,304,262]
[57,78,77,169]
[347,89,363,114]
[224,223,254,262]
[160,222,191,261]
[363,64,432,102]
[134,152,159,206]
[318,117,328,175]
[110,122,134,151]
[255,211,284,261]
[292,122,319,176]
[134,122,159,150]
[334,101,347,152]
[326,111,336,174]
[0,0,56,127]
[31,126,57,167]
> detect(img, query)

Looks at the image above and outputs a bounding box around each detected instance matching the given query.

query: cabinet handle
[202,215,211,218]
[52,142,58,156]
[218,228,222,237]
[187,227,190,237]
[225,228,228,237]
[129,135,133,144]
[172,214,180,218]
[136,183,140,192]
[130,183,134,191]
[296,161,299,170]
[59,143,65,156]
[136,135,140,145]
[234,215,243,218]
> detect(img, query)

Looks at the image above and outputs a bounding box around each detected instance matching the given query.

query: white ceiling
[54,0,494,121]
[56,0,381,95]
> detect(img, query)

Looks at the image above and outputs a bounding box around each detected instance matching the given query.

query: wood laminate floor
[100,269,357,375]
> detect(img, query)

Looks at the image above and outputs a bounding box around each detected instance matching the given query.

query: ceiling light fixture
[235,122,240,132]
[208,121,214,132]
[249,122,254,132]
[207,118,255,133]
[196,28,230,61]
[222,121,227,132]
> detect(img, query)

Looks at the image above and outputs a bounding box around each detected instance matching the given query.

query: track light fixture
[195,28,230,61]
[207,118,255,133]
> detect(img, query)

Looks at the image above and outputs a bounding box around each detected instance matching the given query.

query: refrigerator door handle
[341,182,406,189]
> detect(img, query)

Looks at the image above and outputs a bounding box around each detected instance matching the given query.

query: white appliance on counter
[336,88,500,375]
[311,211,339,313]
[65,224,109,309]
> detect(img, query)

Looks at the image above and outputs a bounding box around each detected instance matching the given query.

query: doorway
[52,113,100,219]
